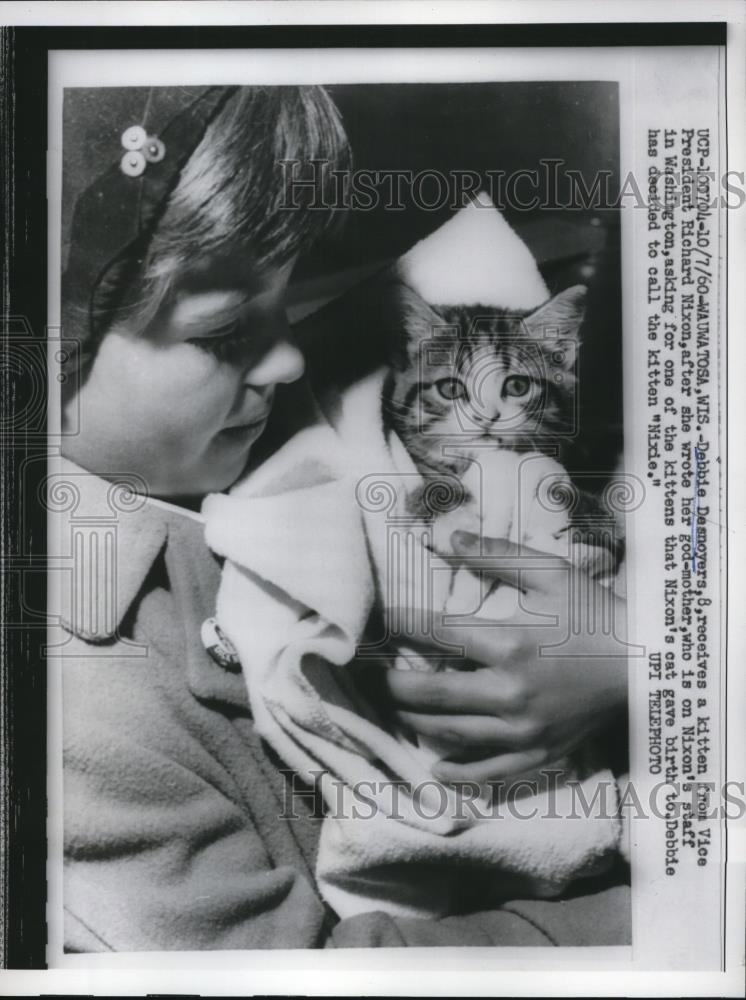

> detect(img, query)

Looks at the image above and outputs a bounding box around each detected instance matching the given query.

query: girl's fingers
[395,710,535,749]
[382,663,522,715]
[384,606,529,673]
[432,747,548,785]
[386,603,518,654]
[450,531,572,593]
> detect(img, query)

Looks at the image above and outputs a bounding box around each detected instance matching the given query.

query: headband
[62,85,238,345]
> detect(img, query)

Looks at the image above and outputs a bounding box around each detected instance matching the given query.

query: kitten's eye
[502,375,532,398]
[435,377,467,400]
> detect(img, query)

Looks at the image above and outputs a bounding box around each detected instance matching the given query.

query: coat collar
[52,457,170,642]
[52,458,249,710]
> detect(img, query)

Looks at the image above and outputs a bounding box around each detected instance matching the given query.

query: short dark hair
[72,85,350,379]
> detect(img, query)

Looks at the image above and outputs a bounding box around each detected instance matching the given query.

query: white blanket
[203,371,622,919]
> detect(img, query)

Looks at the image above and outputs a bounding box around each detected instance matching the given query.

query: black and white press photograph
[0,4,741,996]
[54,72,631,952]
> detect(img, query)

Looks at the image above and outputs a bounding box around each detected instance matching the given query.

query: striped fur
[380,282,622,568]
[382,284,585,479]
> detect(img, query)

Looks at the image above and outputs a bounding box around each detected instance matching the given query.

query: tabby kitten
[381,282,621,566]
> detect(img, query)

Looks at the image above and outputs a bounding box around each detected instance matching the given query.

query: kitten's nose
[475,409,500,427]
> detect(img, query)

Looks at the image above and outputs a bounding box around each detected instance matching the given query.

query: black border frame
[0,21,727,970]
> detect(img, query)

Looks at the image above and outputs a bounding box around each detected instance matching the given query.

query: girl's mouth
[219,411,270,441]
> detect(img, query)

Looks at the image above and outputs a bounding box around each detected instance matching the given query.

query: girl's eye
[502,375,532,398]
[435,377,467,400]
[187,321,250,361]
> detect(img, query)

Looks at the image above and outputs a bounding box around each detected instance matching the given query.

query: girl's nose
[246,336,305,387]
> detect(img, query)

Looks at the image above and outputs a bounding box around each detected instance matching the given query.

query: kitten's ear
[386,282,445,361]
[524,284,586,370]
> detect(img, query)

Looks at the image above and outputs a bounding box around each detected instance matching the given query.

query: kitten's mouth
[461,432,504,445]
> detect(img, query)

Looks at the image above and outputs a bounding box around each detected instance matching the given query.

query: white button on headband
[119,125,167,176]
[143,137,166,163]
[120,150,146,177]
[121,125,148,151]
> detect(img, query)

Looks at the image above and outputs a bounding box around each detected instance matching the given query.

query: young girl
[57,84,629,950]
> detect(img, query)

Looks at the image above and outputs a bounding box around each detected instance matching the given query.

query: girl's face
[63,253,304,498]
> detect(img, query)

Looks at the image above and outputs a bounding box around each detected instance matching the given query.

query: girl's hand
[382,531,629,783]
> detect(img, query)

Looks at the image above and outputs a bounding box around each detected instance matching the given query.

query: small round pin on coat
[201,617,241,671]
